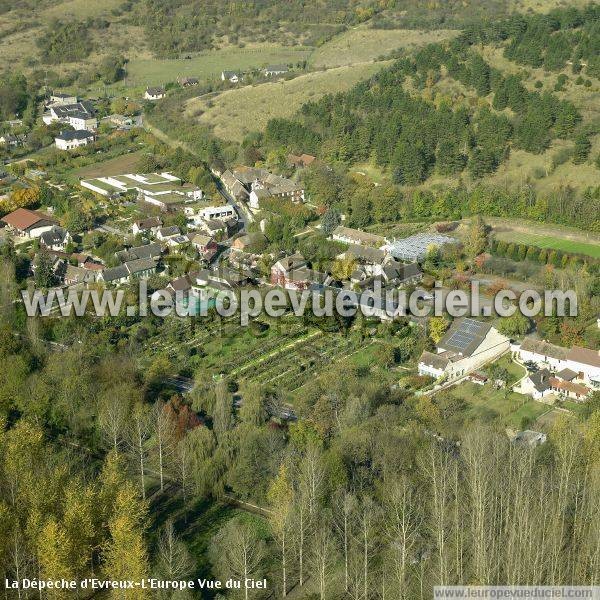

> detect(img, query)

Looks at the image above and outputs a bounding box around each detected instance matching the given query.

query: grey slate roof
[116,242,162,263]
[40,226,69,247]
[125,257,157,275]
[102,264,129,282]
[419,350,450,370]
[343,244,385,263]
[529,368,552,393]
[56,129,94,141]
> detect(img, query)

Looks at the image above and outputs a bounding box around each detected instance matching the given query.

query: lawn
[450,381,550,429]
[71,150,147,180]
[185,61,392,142]
[124,45,313,87]
[493,231,600,259]
[311,27,457,68]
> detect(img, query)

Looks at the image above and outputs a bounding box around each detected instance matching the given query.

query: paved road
[217,183,252,229]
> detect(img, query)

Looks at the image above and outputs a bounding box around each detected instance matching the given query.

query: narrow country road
[144,116,252,227]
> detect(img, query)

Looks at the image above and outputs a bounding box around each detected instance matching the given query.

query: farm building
[418,318,510,381]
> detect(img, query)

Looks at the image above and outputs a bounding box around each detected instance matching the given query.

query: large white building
[55,129,95,150]
[514,338,600,390]
[81,172,202,209]
[418,318,510,381]
[43,101,97,131]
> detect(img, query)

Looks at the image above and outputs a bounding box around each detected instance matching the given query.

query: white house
[1,208,56,239]
[55,129,95,150]
[515,338,600,390]
[145,87,165,100]
[43,102,97,130]
[515,338,569,371]
[156,226,181,241]
[418,318,510,381]
[39,226,72,251]
[49,93,78,106]
[565,346,600,389]
[515,367,591,402]
[264,65,288,77]
[195,205,236,221]
[132,217,163,236]
[221,71,240,83]
[331,226,385,248]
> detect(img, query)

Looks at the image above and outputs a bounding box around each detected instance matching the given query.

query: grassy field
[124,45,314,88]
[493,230,600,259]
[495,232,600,258]
[451,381,550,429]
[71,150,147,180]
[185,61,392,142]
[311,27,457,68]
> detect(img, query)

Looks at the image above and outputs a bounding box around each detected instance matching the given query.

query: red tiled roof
[567,346,600,369]
[549,377,590,397]
[1,208,54,231]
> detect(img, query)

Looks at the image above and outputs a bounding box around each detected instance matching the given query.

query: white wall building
[418,318,510,381]
[55,130,94,150]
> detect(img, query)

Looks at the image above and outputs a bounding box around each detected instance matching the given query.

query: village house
[100,257,157,285]
[516,367,591,402]
[374,257,422,286]
[48,93,78,106]
[1,208,56,239]
[116,242,162,263]
[221,71,241,83]
[189,233,217,256]
[0,134,27,147]
[231,232,267,252]
[39,226,72,252]
[200,219,229,238]
[264,65,289,77]
[221,170,249,201]
[55,129,95,150]
[64,264,100,287]
[132,216,163,236]
[271,253,332,291]
[224,166,305,209]
[156,226,181,241]
[514,338,600,390]
[179,77,199,87]
[144,87,165,101]
[331,226,385,248]
[195,205,237,222]
[165,234,190,249]
[43,101,97,130]
[418,318,510,381]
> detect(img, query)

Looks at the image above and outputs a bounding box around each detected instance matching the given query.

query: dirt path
[144,119,200,157]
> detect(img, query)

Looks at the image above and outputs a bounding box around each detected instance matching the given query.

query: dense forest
[262,41,583,177]
[463,4,600,78]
